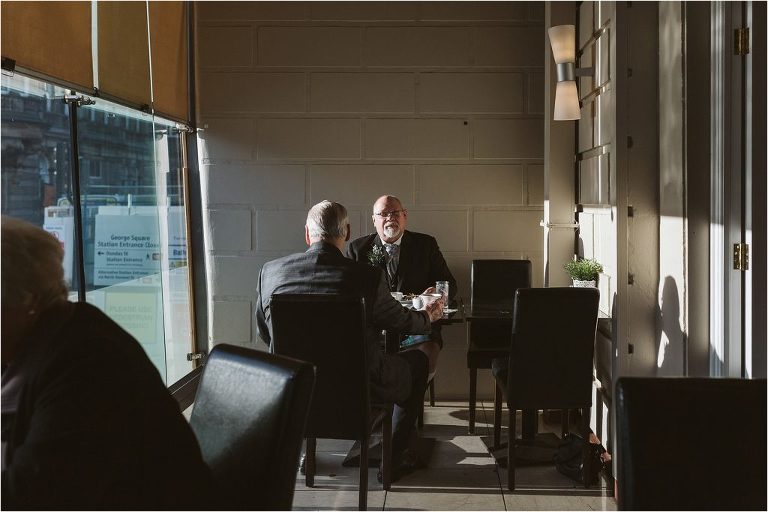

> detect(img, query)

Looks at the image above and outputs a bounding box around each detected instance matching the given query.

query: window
[1,74,78,290]
[1,72,196,385]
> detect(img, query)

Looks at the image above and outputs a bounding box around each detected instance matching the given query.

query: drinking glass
[435,281,449,304]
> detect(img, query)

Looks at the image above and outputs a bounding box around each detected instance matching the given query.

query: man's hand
[424,297,445,322]
[422,286,437,295]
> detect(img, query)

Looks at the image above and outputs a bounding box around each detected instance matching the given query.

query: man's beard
[383,224,401,239]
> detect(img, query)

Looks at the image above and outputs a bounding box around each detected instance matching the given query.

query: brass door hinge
[735,27,750,56]
[733,243,749,271]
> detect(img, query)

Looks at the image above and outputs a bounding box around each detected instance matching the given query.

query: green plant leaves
[563,258,603,281]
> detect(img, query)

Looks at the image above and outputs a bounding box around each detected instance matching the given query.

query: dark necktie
[385,244,399,287]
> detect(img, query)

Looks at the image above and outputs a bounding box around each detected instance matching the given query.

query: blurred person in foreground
[255,200,444,481]
[1,216,212,510]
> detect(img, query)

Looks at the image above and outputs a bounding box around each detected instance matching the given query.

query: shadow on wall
[654,276,685,375]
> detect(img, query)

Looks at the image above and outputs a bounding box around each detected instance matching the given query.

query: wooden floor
[291,401,617,511]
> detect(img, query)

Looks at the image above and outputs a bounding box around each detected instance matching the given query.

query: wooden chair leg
[508,408,516,491]
[581,406,592,489]
[469,366,477,434]
[382,412,392,491]
[359,434,368,510]
[561,408,569,438]
[493,382,502,449]
[596,388,604,441]
[522,408,537,439]
[429,378,435,406]
[305,437,316,488]
[418,394,425,428]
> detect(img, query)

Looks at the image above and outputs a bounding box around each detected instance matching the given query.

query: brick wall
[196,1,545,399]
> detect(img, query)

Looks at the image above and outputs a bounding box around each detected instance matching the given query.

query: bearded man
[347,195,457,380]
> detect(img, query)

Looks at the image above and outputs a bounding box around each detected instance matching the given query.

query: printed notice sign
[94,215,161,286]
[43,206,75,286]
[105,290,159,347]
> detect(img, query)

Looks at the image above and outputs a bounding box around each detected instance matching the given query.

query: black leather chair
[270,294,392,511]
[616,377,767,510]
[189,344,315,510]
[467,259,531,434]
[492,287,599,491]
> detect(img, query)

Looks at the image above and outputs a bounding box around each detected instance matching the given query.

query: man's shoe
[299,453,306,475]
[376,449,424,484]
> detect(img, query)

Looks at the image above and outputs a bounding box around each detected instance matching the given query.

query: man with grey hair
[256,200,444,481]
[1,216,212,509]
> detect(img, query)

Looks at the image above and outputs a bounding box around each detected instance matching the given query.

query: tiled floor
[292,401,617,511]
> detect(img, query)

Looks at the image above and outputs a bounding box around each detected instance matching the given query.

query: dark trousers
[391,350,429,460]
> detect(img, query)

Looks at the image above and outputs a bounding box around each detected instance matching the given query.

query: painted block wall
[196,1,545,400]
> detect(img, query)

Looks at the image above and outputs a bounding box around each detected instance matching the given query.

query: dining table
[384,297,465,354]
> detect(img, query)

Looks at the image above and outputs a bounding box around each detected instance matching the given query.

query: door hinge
[174,123,194,134]
[63,94,95,107]
[733,243,749,271]
[187,352,205,362]
[735,27,750,56]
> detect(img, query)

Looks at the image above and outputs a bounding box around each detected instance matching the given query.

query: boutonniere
[367,245,386,266]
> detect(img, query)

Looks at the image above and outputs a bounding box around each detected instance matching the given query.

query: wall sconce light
[548,25,593,121]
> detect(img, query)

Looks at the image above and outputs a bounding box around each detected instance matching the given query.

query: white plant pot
[572,279,596,288]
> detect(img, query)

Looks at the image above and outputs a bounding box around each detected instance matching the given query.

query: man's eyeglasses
[374,210,405,219]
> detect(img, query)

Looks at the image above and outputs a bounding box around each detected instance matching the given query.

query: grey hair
[2,216,68,310]
[306,200,349,241]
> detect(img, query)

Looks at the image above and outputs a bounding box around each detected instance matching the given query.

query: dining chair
[270,294,393,511]
[467,259,531,434]
[189,344,315,510]
[616,377,767,510]
[492,287,599,491]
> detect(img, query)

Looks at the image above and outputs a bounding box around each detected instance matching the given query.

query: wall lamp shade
[548,25,576,64]
[548,24,584,121]
[554,81,581,121]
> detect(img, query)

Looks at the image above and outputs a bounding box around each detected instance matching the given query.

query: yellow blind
[97,1,151,107]
[1,1,93,89]
[149,1,188,122]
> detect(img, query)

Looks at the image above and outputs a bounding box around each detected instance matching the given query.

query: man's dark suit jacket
[1,302,213,510]
[347,230,457,346]
[255,241,432,403]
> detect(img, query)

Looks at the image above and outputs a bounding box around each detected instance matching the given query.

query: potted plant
[564,258,603,288]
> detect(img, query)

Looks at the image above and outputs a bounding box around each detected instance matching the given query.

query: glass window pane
[1,73,79,298]
[154,119,195,385]
[76,101,193,383]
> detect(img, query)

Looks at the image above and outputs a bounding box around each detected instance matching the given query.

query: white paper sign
[43,206,75,286]
[94,215,161,286]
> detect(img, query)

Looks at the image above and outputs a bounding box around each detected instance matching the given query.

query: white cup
[412,296,424,309]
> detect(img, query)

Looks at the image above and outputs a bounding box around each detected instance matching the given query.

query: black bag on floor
[555,433,605,485]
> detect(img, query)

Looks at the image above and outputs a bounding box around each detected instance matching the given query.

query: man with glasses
[348,195,457,394]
